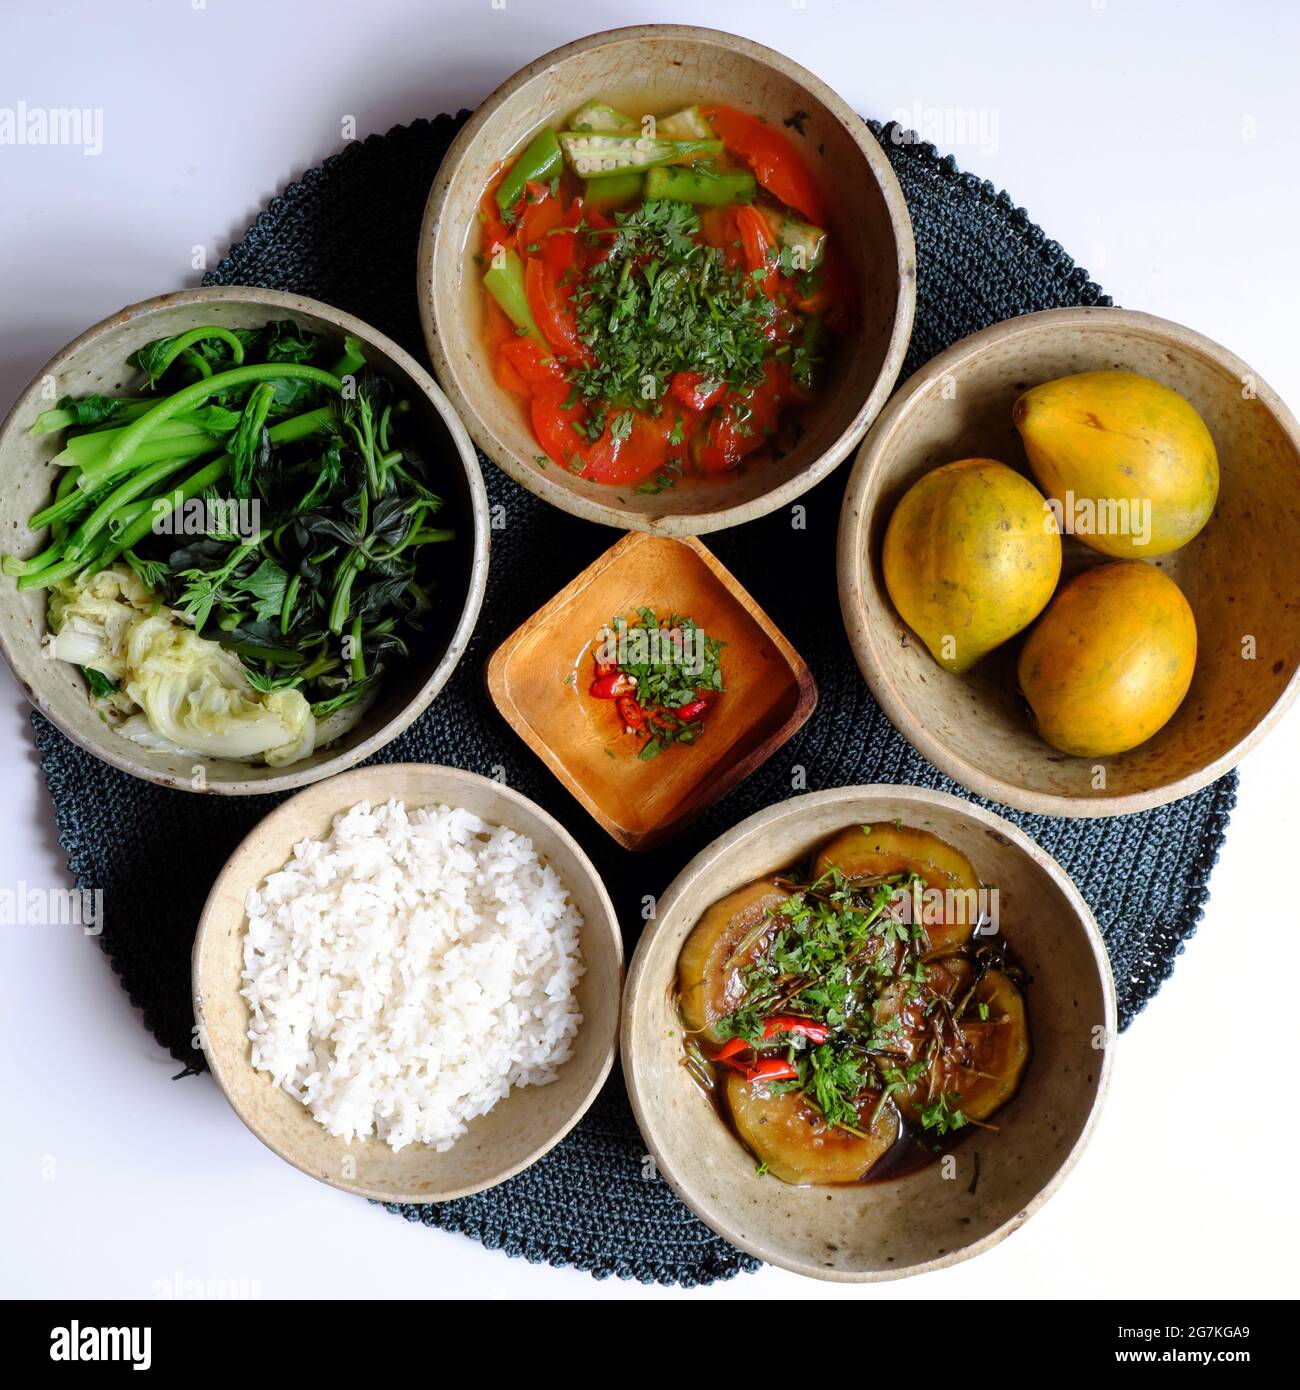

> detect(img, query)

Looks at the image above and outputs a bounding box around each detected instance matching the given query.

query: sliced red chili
[616,695,647,731]
[741,1058,800,1083]
[590,671,637,699]
[762,1015,831,1044]
[665,699,707,723]
[713,1037,750,1061]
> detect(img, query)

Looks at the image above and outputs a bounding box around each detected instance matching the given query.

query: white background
[1,0,1297,1301]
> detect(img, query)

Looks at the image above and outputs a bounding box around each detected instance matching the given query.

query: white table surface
[2,0,1297,1301]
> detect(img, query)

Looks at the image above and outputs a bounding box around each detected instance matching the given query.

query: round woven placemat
[33,114,1236,1287]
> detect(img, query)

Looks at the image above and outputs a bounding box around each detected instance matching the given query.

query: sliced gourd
[725,1073,899,1184]
[569,99,637,134]
[872,956,972,1037]
[677,877,789,1040]
[559,132,722,178]
[812,823,983,957]
[946,969,1029,1121]
[657,105,712,140]
[758,204,826,271]
[889,968,1029,1125]
[870,955,973,1080]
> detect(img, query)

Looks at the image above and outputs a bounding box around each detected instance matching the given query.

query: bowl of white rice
[192,763,622,1202]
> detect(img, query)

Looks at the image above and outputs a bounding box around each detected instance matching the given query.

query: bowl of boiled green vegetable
[0,286,489,794]
[419,24,915,535]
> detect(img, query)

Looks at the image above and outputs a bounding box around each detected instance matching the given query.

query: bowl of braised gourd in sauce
[419,24,915,534]
[621,784,1115,1281]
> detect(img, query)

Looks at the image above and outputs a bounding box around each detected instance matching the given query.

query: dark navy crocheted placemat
[32,114,1237,1287]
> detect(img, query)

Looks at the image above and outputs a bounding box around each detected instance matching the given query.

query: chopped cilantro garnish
[569,201,778,411]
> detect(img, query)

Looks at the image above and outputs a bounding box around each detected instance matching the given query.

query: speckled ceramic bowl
[193,763,623,1203]
[0,287,489,795]
[621,784,1115,1282]
[839,306,1300,816]
[419,24,915,534]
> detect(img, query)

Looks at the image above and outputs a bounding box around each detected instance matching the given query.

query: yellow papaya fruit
[1017,560,1197,757]
[882,458,1062,674]
[1012,370,1218,558]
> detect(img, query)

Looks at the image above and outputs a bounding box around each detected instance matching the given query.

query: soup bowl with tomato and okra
[478,98,849,496]
[421,27,915,534]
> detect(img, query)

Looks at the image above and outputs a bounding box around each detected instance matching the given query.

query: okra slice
[495,128,563,216]
[584,171,643,209]
[642,164,756,206]
[482,248,545,346]
[569,99,637,133]
[656,105,712,140]
[559,132,722,177]
[759,205,826,271]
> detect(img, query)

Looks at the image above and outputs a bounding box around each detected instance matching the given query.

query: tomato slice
[530,389,588,471]
[699,206,743,271]
[524,256,590,364]
[700,105,825,225]
[500,337,568,394]
[734,205,779,297]
[582,411,674,486]
[519,187,562,247]
[671,371,726,414]
[519,186,581,277]
[579,206,617,269]
[483,294,530,395]
[495,350,530,397]
[693,361,787,475]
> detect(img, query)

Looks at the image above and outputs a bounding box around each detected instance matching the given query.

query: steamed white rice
[240,798,585,1152]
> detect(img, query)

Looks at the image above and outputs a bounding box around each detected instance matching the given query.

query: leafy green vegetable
[30,394,142,436]
[6,326,457,740]
[235,558,289,624]
[916,1091,969,1136]
[131,326,247,386]
[81,666,118,698]
[230,383,275,499]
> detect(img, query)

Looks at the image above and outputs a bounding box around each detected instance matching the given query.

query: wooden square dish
[488,533,817,851]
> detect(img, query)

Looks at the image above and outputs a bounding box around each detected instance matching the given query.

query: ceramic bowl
[193,762,623,1203]
[487,531,816,850]
[419,23,915,534]
[0,286,489,794]
[838,306,1300,816]
[622,784,1115,1281]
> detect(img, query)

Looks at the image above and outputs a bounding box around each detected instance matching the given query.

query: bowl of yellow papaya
[838,306,1300,817]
